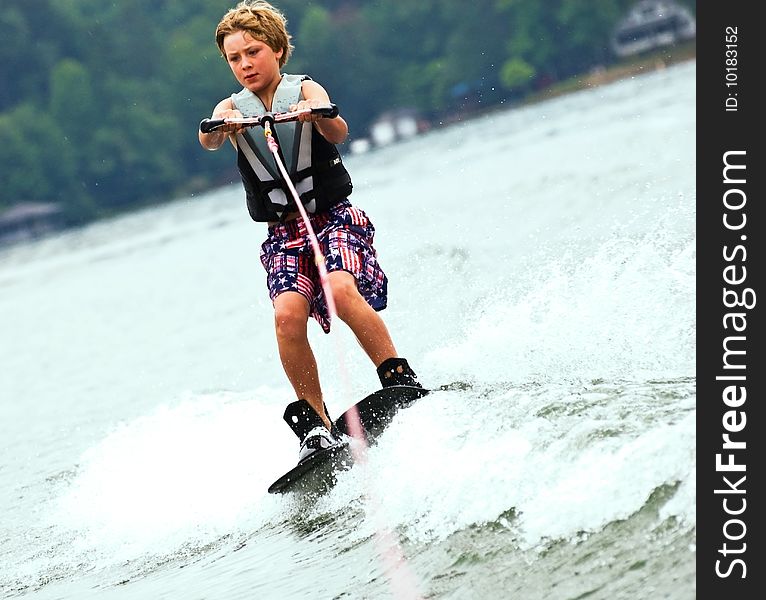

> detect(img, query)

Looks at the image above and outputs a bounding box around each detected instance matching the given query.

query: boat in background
[612,0,696,58]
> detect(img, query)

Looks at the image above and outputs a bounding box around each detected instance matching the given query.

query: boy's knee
[330,276,361,319]
[274,302,308,341]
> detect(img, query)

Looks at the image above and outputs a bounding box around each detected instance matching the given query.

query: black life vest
[231,74,352,222]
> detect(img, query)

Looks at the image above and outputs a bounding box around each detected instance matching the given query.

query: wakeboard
[268,385,428,494]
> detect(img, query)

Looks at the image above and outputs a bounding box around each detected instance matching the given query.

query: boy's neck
[255,73,284,111]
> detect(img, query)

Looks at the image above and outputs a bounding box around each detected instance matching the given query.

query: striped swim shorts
[259,200,388,333]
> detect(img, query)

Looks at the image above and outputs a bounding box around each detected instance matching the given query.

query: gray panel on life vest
[231,74,307,176]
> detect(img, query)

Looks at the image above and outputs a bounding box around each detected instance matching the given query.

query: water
[1,61,695,599]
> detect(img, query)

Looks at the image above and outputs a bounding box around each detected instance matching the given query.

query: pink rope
[263,120,422,599]
[264,123,337,320]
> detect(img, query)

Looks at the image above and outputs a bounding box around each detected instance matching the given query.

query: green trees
[0,0,235,221]
[0,0,696,224]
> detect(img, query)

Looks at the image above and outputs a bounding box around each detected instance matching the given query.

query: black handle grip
[199,118,225,133]
[200,104,337,133]
[311,104,339,119]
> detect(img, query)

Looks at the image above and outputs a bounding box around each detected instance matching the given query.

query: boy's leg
[273,291,331,429]
[327,270,397,366]
[315,204,421,388]
[328,271,421,387]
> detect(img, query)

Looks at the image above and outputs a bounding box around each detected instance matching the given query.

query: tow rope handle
[199,104,338,133]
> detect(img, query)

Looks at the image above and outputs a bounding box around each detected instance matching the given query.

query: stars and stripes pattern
[260,200,388,333]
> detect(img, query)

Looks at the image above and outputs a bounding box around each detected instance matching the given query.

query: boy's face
[223,30,283,93]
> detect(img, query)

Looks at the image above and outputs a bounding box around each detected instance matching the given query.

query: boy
[199,1,420,462]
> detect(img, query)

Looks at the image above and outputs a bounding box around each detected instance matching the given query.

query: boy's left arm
[291,79,349,145]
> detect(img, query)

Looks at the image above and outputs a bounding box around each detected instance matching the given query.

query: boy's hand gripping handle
[199,103,338,133]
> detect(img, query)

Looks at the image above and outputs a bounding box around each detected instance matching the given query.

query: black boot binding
[376,357,422,388]
[283,399,339,462]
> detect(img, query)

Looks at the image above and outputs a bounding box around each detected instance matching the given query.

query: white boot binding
[283,399,339,462]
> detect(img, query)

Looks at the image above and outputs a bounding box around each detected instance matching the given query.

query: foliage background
[0,0,695,224]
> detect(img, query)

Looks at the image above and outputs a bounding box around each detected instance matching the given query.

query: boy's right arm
[198,98,243,151]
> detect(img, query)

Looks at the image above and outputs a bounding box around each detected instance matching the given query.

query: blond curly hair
[215,1,294,67]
